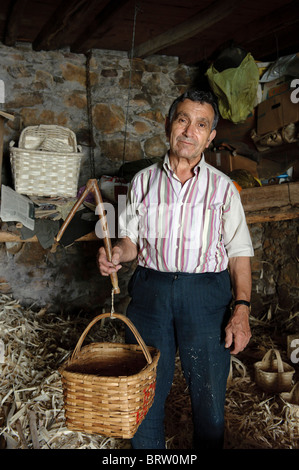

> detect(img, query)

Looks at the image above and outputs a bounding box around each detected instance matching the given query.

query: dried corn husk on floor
[225,371,298,448]
[165,354,298,449]
[0,293,298,449]
[0,293,129,449]
[224,315,298,449]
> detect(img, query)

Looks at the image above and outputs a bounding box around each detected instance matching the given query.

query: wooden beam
[1,183,298,243]
[242,182,299,224]
[1,200,298,245]
[289,180,299,205]
[4,0,29,46]
[180,0,298,64]
[33,0,93,51]
[132,0,240,59]
[0,231,98,244]
[71,0,131,54]
[241,182,299,212]
[0,111,14,121]
[231,0,299,49]
[246,206,299,224]
[0,113,13,189]
[0,118,4,189]
[244,22,299,62]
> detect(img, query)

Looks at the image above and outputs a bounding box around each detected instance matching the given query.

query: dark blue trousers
[125,266,232,450]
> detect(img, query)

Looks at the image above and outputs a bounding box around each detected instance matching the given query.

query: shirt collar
[163,152,206,177]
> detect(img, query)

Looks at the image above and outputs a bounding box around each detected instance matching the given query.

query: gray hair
[168,89,219,131]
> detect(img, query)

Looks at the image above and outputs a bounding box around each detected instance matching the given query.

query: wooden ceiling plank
[245,22,299,61]
[132,0,241,58]
[4,0,29,46]
[70,0,131,53]
[180,0,299,64]
[32,0,94,51]
[231,0,299,48]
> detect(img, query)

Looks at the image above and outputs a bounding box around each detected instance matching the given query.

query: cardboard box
[257,81,299,135]
[205,150,232,175]
[261,76,290,101]
[205,151,258,177]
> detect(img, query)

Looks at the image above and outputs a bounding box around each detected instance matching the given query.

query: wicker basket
[227,355,247,387]
[254,349,295,393]
[280,383,299,423]
[10,125,83,197]
[59,312,160,439]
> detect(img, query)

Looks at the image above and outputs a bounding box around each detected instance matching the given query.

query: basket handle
[261,349,284,373]
[290,382,299,403]
[71,312,153,364]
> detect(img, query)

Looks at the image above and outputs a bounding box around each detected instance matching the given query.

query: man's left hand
[224,305,251,354]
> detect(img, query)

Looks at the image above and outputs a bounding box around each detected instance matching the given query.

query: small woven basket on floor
[254,348,295,393]
[280,382,299,426]
[59,312,160,439]
[10,125,83,197]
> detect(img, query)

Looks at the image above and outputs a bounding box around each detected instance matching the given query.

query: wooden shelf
[0,182,298,243]
[241,181,299,224]
[0,230,98,244]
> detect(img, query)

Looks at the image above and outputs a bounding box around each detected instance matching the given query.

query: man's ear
[206,129,216,148]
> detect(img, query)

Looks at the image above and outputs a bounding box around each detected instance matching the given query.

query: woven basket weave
[59,312,160,439]
[254,349,295,393]
[10,125,82,197]
[280,382,299,424]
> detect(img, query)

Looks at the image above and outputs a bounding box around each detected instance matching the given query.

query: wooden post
[0,111,14,189]
[0,117,4,188]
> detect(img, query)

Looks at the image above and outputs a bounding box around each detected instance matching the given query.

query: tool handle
[55,179,120,294]
[90,180,120,294]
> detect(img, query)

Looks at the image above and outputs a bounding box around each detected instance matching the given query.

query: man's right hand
[97,245,123,277]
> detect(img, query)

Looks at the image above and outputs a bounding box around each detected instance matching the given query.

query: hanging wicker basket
[59,312,160,439]
[254,348,295,393]
[10,125,83,197]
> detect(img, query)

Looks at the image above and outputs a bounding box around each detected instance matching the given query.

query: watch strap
[234,300,251,309]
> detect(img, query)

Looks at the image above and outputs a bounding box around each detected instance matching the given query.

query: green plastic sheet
[206,53,259,123]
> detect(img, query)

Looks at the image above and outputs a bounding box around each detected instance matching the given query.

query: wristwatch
[234,300,251,310]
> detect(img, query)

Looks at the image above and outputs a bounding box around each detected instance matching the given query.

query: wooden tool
[55,178,120,294]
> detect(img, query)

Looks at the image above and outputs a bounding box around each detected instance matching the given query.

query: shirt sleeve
[222,190,254,258]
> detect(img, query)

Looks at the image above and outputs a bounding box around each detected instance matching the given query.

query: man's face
[167,99,216,163]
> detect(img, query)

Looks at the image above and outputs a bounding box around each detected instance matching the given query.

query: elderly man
[98,90,253,450]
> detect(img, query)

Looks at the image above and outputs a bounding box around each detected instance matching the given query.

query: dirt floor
[0,293,298,449]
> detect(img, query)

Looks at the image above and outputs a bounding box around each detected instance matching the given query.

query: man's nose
[183,122,195,136]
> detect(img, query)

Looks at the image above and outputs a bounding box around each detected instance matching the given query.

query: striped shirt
[118,153,254,273]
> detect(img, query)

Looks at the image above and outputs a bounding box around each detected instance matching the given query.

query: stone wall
[0,42,197,315]
[0,42,197,186]
[249,219,299,325]
[0,43,298,328]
